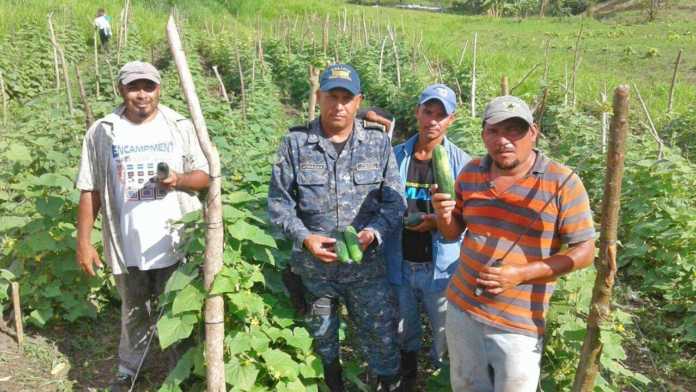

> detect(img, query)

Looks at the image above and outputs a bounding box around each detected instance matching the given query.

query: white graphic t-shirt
[111,112,184,270]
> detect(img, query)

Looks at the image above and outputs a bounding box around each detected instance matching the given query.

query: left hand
[476,264,526,295]
[159,171,179,190]
[357,229,375,251]
[404,213,437,232]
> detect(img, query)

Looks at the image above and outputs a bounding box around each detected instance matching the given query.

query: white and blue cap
[319,64,361,96]
[419,83,457,115]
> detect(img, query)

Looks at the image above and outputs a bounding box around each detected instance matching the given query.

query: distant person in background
[385,84,470,390]
[432,95,596,392]
[94,8,112,51]
[75,61,210,391]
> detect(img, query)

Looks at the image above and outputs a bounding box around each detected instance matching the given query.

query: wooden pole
[387,24,401,89]
[471,32,478,118]
[510,63,540,94]
[211,66,230,104]
[543,38,551,82]
[94,30,100,98]
[308,65,320,122]
[105,58,119,97]
[11,282,24,353]
[500,76,509,96]
[571,23,584,107]
[667,49,682,115]
[457,40,469,67]
[601,90,608,154]
[322,13,329,56]
[378,36,387,81]
[0,70,7,127]
[633,83,664,159]
[47,14,74,115]
[47,13,61,91]
[74,65,94,129]
[235,43,246,123]
[166,15,226,392]
[572,85,629,392]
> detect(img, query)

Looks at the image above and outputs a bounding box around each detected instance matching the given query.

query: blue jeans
[395,260,448,366]
[446,304,543,392]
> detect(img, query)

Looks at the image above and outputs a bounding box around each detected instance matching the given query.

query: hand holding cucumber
[303,234,337,263]
[403,212,437,232]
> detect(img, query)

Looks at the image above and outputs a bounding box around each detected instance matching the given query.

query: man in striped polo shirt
[431,96,596,391]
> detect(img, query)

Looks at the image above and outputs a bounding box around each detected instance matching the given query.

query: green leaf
[285,327,313,354]
[225,357,259,391]
[159,347,195,392]
[28,307,54,327]
[6,143,32,163]
[172,284,205,315]
[276,378,306,392]
[299,355,322,379]
[0,269,16,282]
[26,231,57,252]
[164,263,199,294]
[225,331,252,356]
[210,266,240,295]
[228,290,265,315]
[33,173,73,190]
[261,349,299,379]
[36,196,65,218]
[157,311,197,349]
[0,216,30,232]
[228,220,277,248]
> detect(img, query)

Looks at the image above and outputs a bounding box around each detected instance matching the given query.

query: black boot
[324,359,345,392]
[401,350,418,392]
[376,374,402,392]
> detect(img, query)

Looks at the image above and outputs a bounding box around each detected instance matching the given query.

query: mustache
[496,144,515,153]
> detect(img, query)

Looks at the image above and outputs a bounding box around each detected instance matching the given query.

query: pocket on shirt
[297,169,329,213]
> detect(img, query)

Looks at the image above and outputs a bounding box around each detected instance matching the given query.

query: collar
[305,118,366,145]
[480,148,548,175]
[403,133,451,156]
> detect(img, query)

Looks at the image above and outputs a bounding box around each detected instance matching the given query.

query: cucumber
[433,144,455,199]
[335,239,352,263]
[343,225,363,263]
[403,212,426,226]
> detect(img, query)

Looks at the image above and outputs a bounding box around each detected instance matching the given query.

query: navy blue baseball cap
[419,83,457,115]
[319,64,361,96]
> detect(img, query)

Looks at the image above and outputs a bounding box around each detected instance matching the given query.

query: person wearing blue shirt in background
[385,84,470,390]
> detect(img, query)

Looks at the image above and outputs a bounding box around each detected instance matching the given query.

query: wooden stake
[543,38,551,82]
[564,63,569,106]
[11,282,24,353]
[471,32,478,118]
[0,70,7,127]
[166,15,225,392]
[47,14,74,115]
[322,13,329,55]
[362,11,369,47]
[572,85,630,392]
[211,66,230,104]
[633,83,664,159]
[94,30,100,98]
[510,63,540,94]
[104,58,118,96]
[571,23,584,107]
[308,65,320,122]
[667,49,682,115]
[378,36,387,80]
[601,90,608,154]
[74,65,94,129]
[501,76,509,96]
[457,40,469,67]
[235,43,247,123]
[47,13,61,91]
[387,24,401,89]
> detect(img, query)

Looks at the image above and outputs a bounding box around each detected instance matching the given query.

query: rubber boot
[324,359,345,392]
[400,350,418,392]
[376,374,402,392]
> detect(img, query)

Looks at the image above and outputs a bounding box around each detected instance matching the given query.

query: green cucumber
[343,225,363,263]
[335,239,352,263]
[433,144,455,199]
[403,212,426,226]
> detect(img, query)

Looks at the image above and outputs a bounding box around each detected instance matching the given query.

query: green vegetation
[0,0,694,391]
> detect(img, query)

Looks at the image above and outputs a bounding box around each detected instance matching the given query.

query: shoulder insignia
[361,119,386,133]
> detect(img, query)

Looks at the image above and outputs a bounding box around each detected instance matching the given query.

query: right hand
[303,234,337,263]
[430,184,457,224]
[76,241,103,276]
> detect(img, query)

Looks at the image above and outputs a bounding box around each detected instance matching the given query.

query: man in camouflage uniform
[268,64,405,391]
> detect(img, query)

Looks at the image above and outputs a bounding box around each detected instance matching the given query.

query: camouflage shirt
[268,118,405,282]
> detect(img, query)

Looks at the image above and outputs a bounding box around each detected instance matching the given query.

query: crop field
[0,0,694,391]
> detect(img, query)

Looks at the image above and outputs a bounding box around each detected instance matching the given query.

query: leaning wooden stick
[74,65,95,129]
[11,282,24,353]
[211,65,230,104]
[471,32,478,118]
[166,14,226,392]
[500,75,509,96]
[572,85,630,392]
[308,65,320,122]
[667,49,682,115]
[0,70,7,127]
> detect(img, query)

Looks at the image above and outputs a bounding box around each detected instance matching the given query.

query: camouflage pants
[303,276,400,376]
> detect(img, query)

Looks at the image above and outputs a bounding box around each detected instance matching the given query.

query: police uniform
[268,116,405,383]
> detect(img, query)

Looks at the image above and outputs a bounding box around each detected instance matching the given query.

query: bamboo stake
[543,38,551,82]
[572,85,630,392]
[501,76,509,95]
[667,49,682,115]
[378,36,387,80]
[94,30,100,98]
[471,32,478,118]
[457,40,469,67]
[564,63,569,106]
[308,65,320,122]
[510,63,540,94]
[235,43,247,123]
[533,87,549,132]
[74,65,94,129]
[11,282,24,353]
[454,78,464,105]
[47,14,74,115]
[211,66,230,104]
[601,90,608,154]
[571,23,584,107]
[166,15,225,392]
[48,13,61,91]
[0,70,7,127]
[105,58,118,96]
[322,14,329,55]
[633,83,664,159]
[362,11,369,47]
[387,24,401,89]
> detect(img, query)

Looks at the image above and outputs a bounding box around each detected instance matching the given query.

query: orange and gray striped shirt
[446,150,595,337]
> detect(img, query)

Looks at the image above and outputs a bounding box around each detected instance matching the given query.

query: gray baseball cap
[483,95,534,126]
[118,61,161,85]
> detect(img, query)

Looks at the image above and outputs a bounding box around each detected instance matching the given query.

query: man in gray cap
[431,95,596,391]
[75,61,210,391]
[384,83,470,390]
[268,63,405,391]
